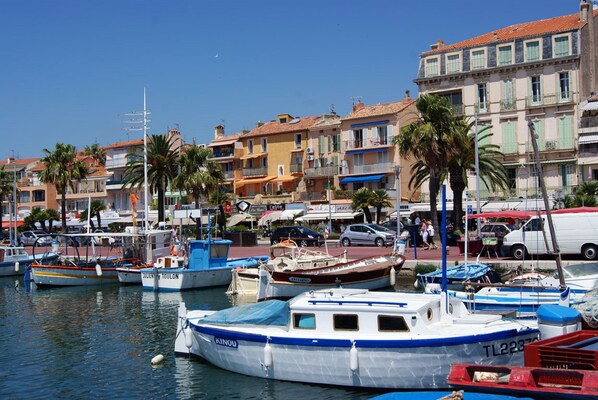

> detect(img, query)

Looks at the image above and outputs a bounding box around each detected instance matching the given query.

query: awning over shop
[228,213,256,227]
[240,152,267,160]
[339,174,386,184]
[295,211,363,222]
[257,210,283,226]
[1,220,24,229]
[280,209,303,220]
[274,175,296,182]
[235,176,275,187]
[582,101,598,111]
[206,138,238,147]
[579,134,598,145]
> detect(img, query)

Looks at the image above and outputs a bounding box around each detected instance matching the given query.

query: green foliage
[0,165,17,234]
[414,264,438,275]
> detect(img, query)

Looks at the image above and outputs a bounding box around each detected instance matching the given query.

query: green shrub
[414,264,438,275]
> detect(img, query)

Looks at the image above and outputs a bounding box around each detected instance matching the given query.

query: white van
[502,212,598,260]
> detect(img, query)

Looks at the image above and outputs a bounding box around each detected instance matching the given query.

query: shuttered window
[558,116,573,149]
[502,121,517,154]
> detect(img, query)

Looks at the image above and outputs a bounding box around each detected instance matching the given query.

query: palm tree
[24,207,45,231]
[123,134,178,224]
[0,165,16,235]
[88,199,107,229]
[173,144,224,239]
[39,143,89,232]
[83,143,107,165]
[351,188,374,223]
[394,94,458,230]
[44,209,61,233]
[370,189,393,224]
[447,118,510,230]
[564,181,598,208]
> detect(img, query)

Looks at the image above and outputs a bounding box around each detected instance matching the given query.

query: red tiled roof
[342,99,416,120]
[0,157,39,167]
[424,9,598,55]
[245,115,320,138]
[103,139,144,149]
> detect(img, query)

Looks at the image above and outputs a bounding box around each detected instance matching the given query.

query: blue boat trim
[190,323,539,348]
[307,299,408,307]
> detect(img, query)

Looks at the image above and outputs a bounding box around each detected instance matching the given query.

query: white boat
[175,288,540,389]
[140,239,269,291]
[0,245,59,277]
[256,254,404,301]
[116,254,185,284]
[226,241,348,297]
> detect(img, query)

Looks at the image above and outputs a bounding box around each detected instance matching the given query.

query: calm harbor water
[1,275,416,399]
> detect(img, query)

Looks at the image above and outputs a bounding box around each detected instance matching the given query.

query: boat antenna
[527,120,567,297]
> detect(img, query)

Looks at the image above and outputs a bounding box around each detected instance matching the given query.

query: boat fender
[15,261,19,273]
[390,267,396,286]
[151,354,164,366]
[184,326,193,349]
[263,341,273,368]
[414,279,421,290]
[350,342,358,372]
[95,264,102,276]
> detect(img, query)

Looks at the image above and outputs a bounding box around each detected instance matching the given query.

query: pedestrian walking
[426,220,438,249]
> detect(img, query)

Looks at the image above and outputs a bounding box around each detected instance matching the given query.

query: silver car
[19,230,53,246]
[340,223,396,247]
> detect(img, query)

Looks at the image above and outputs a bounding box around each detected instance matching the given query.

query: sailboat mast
[527,120,566,290]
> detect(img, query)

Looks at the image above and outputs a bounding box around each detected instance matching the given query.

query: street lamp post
[394,164,402,238]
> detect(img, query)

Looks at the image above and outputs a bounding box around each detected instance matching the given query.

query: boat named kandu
[175,288,540,389]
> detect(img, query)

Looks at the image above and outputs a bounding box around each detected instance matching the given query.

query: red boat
[448,330,598,399]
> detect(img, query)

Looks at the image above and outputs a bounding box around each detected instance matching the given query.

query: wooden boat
[256,254,404,301]
[226,240,348,297]
[175,288,540,389]
[116,254,186,284]
[448,329,598,399]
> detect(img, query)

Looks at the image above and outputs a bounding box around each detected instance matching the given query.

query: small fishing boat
[256,254,404,301]
[415,262,501,291]
[448,325,598,400]
[116,254,186,284]
[0,245,59,277]
[226,240,348,297]
[140,238,269,291]
[175,288,540,389]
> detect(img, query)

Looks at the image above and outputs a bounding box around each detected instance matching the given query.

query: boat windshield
[563,262,598,278]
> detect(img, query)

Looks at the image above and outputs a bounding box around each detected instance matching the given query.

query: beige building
[414,2,598,203]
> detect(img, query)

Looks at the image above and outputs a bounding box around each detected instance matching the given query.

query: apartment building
[0,157,58,218]
[206,125,243,194]
[339,95,419,202]
[235,114,319,198]
[414,2,598,202]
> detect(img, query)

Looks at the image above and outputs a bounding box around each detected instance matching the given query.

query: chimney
[255,121,264,128]
[352,101,365,112]
[580,0,590,22]
[429,39,444,50]
[405,90,411,99]
[493,32,499,41]
[214,124,224,139]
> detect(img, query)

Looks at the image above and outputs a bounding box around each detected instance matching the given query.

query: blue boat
[415,263,501,291]
[140,239,269,291]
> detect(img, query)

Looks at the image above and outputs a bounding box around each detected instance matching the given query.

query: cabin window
[210,243,229,258]
[333,314,358,331]
[378,315,410,332]
[293,313,315,329]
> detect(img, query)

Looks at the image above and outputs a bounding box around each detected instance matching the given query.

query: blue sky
[0,0,582,159]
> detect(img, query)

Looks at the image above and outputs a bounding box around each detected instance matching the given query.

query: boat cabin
[188,239,232,270]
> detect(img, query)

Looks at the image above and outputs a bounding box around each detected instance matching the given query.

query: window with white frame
[353,153,364,167]
[353,129,364,148]
[377,151,388,164]
[294,133,302,149]
[553,35,570,58]
[425,57,439,77]
[530,76,542,104]
[558,71,571,101]
[525,40,541,62]
[261,137,268,152]
[446,53,461,74]
[477,83,488,112]
[497,44,513,66]
[376,126,388,145]
[248,139,254,154]
[501,79,516,110]
[470,49,486,69]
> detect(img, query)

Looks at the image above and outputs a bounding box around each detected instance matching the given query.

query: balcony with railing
[580,115,598,131]
[526,92,573,108]
[212,148,234,159]
[500,99,517,111]
[242,166,267,177]
[223,170,234,180]
[304,165,338,178]
[349,163,394,175]
[105,157,129,169]
[344,134,395,150]
[290,163,303,174]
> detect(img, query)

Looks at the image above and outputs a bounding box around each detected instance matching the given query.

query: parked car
[382,220,403,234]
[19,230,53,246]
[479,222,517,238]
[340,223,396,247]
[270,226,324,247]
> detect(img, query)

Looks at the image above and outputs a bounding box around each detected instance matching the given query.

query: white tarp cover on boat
[202,300,290,326]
